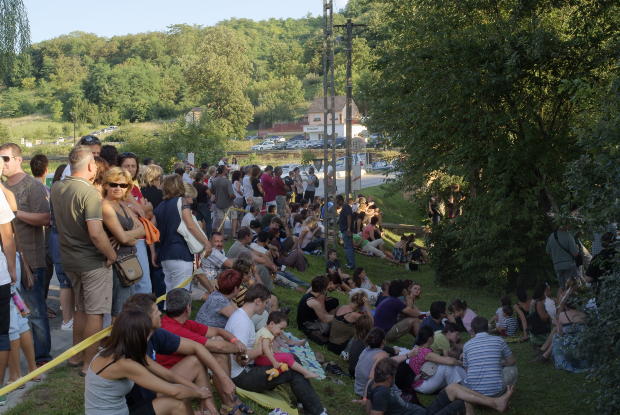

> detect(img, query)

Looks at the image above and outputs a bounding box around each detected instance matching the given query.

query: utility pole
[335,19,366,199]
[322,0,336,258]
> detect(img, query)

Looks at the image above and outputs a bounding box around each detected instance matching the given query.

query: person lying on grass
[85,309,211,415]
[253,311,318,379]
[359,357,514,415]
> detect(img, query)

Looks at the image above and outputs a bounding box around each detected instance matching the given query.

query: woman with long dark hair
[85,309,210,414]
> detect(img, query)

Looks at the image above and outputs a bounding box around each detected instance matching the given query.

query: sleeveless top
[528,300,551,335]
[408,347,433,388]
[154,197,192,262]
[354,347,384,396]
[84,356,134,415]
[329,311,356,346]
[297,292,319,329]
[112,204,135,257]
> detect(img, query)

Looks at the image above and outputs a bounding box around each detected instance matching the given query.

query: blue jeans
[131,240,152,295]
[342,233,356,268]
[21,266,52,363]
[277,271,310,287]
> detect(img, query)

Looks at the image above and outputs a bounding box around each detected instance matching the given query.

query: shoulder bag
[554,231,583,266]
[114,254,143,287]
[176,198,206,254]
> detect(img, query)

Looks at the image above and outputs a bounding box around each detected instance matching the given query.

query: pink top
[408,347,432,388]
[462,308,477,334]
[362,224,375,241]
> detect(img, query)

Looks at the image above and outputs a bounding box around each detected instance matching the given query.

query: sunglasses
[108,182,130,189]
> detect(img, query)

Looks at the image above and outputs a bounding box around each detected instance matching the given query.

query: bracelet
[230,337,238,344]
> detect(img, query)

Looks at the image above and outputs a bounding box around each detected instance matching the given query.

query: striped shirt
[463,332,512,396]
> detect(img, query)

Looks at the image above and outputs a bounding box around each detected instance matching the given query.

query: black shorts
[129,400,156,415]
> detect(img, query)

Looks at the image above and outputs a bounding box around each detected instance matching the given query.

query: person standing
[51,145,118,376]
[260,166,277,208]
[0,162,18,405]
[211,166,235,236]
[0,143,52,367]
[336,194,355,269]
[545,225,579,299]
[273,167,288,218]
[304,167,319,202]
[292,167,304,202]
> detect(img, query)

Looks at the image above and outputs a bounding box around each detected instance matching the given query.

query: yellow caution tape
[0,273,195,396]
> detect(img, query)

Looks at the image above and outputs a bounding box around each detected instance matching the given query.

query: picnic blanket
[236,386,299,415]
[277,332,326,380]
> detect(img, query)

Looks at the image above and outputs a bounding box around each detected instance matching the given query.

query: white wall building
[303,96,365,140]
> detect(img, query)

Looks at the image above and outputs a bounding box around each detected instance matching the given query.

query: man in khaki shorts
[50,145,117,375]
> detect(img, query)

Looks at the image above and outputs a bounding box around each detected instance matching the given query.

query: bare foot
[495,385,515,413]
[304,372,319,379]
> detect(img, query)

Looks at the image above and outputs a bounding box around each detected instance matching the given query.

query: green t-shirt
[352,233,368,248]
[431,331,450,355]
[50,176,105,273]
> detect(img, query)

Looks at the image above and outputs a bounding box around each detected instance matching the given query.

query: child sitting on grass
[254,311,318,379]
[492,296,521,337]
[349,267,380,303]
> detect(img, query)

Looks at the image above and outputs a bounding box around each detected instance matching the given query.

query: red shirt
[131,184,144,202]
[273,176,287,196]
[260,173,277,203]
[156,315,209,368]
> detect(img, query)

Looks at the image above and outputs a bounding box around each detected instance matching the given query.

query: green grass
[5,184,591,415]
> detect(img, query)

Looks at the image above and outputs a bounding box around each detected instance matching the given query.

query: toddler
[254,311,318,379]
[494,296,519,337]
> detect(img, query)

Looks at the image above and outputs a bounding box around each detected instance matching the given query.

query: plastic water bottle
[12,291,30,317]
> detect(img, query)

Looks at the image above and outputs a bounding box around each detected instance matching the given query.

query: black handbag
[113,254,143,287]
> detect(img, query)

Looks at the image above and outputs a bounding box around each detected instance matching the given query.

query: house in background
[303,96,365,140]
[185,107,203,124]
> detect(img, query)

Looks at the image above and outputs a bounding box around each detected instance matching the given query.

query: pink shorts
[254,352,295,368]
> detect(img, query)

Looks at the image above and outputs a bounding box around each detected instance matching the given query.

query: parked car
[290,134,306,141]
[272,142,288,150]
[370,160,395,171]
[251,141,276,151]
[266,135,286,142]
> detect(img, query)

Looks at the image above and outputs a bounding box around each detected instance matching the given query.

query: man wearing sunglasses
[50,145,117,376]
[60,135,102,180]
[0,143,52,366]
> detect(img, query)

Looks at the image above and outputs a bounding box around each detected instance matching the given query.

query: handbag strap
[553,231,575,258]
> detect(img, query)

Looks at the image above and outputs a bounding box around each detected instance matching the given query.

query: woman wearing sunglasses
[102,168,145,320]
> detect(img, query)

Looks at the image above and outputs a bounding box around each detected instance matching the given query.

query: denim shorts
[9,297,30,341]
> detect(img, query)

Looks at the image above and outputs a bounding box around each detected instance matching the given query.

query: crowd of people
[0,134,609,414]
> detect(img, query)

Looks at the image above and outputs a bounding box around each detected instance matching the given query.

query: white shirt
[242,175,253,199]
[0,190,15,285]
[240,212,255,228]
[60,164,72,180]
[182,173,193,184]
[225,308,256,378]
[249,242,268,254]
[544,297,557,322]
[349,287,379,303]
[200,248,228,280]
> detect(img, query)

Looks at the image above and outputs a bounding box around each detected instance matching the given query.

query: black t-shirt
[339,204,353,233]
[297,292,319,329]
[251,177,262,197]
[126,329,181,407]
[140,186,163,209]
[326,259,341,273]
[193,182,210,204]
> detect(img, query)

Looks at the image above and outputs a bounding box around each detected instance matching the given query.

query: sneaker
[0,395,7,406]
[61,319,74,331]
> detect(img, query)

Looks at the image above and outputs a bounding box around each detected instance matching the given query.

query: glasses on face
[108,182,130,189]
[0,156,11,163]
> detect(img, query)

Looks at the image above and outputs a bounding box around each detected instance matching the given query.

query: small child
[494,296,519,337]
[392,235,408,263]
[326,249,351,284]
[254,311,318,379]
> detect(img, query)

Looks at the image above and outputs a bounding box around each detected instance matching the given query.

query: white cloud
[334,0,349,11]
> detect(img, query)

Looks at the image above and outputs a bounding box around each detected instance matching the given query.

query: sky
[24,0,349,43]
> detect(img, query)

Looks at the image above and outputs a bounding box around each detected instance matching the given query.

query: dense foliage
[0,16,374,134]
[360,0,620,288]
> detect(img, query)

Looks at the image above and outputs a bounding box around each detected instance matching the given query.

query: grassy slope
[5,184,590,415]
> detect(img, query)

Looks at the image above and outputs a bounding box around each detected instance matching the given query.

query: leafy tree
[0,0,30,85]
[364,0,620,288]
[0,122,10,142]
[249,76,307,127]
[184,27,253,138]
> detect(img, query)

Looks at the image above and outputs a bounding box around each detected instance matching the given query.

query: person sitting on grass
[430,322,462,358]
[297,275,339,344]
[349,267,380,303]
[492,296,520,338]
[348,314,374,376]
[420,301,447,332]
[462,317,517,398]
[374,280,421,342]
[354,328,416,397]
[158,288,247,373]
[225,284,328,415]
[121,294,240,415]
[328,291,373,355]
[328,272,352,293]
[362,357,515,415]
[447,299,478,335]
[254,311,318,379]
[326,248,352,282]
[196,269,243,329]
[85,309,211,415]
[408,326,466,395]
